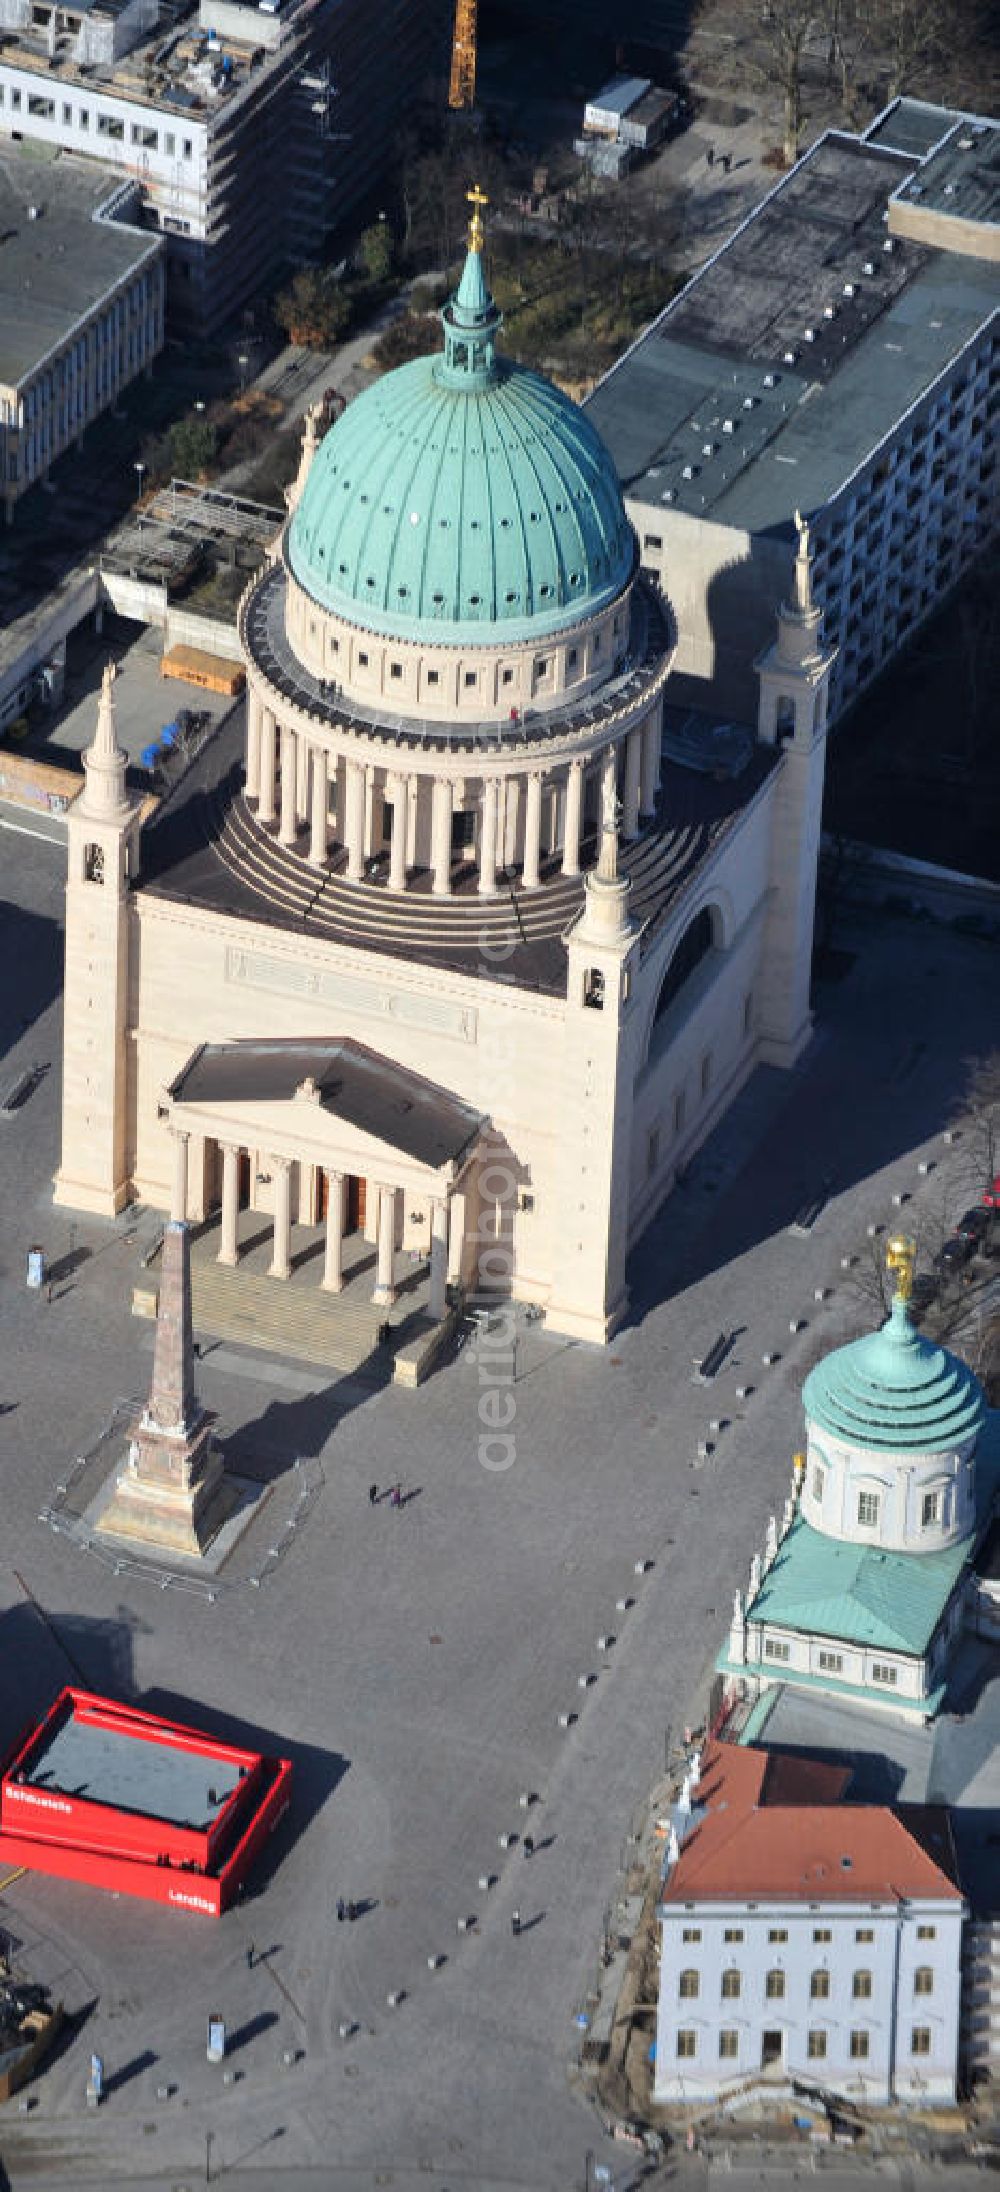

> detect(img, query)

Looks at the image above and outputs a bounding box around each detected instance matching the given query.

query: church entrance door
[347,1175,367,1234]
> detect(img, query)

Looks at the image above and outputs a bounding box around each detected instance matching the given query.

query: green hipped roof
[802,1298,985,1453]
[743,1415,999,1655]
[287,241,635,645]
[745,1514,968,1653]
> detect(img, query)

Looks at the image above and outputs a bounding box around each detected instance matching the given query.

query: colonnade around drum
[244,689,663,896]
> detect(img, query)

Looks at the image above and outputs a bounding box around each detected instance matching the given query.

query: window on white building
[682,1928,701,1943]
[764,1638,790,1663]
[872,1662,897,1687]
[768,1929,788,1944]
[721,1968,741,1998]
[818,1650,843,1674]
[719,2030,738,2059]
[849,2030,870,2059]
[765,1969,785,2000]
[855,1928,874,1943]
[813,1928,832,1943]
[857,1490,880,1528]
[676,2030,697,2059]
[678,1969,700,1999]
[97,113,124,140]
[917,1925,937,1941]
[914,1967,934,1996]
[911,2026,931,2055]
[921,1490,941,1526]
[853,1970,872,1999]
[810,1970,830,1999]
[807,2030,828,2059]
[724,1928,744,1943]
[811,1466,824,1502]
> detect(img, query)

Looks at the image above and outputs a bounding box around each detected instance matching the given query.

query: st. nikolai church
[55,195,836,1349]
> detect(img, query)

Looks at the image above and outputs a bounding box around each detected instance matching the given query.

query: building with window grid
[654,1741,964,2104]
[586,99,999,730]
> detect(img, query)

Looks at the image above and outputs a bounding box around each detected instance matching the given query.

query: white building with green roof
[721,1275,999,1720]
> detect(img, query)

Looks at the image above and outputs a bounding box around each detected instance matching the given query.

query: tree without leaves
[167,415,218,482]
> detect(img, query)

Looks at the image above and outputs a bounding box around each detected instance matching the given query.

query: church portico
[162,1037,486,1327]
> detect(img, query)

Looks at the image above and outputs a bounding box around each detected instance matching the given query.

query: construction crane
[448,0,477,111]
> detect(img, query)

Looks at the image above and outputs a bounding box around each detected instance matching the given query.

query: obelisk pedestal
[98,1221,231,1557]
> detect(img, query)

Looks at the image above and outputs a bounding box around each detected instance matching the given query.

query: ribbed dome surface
[286,249,634,645]
[803,1299,985,1454]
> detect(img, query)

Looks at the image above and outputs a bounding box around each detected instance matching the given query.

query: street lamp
[133,459,146,500]
[237,353,249,393]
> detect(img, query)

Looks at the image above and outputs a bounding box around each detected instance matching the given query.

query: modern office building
[0,0,450,331]
[654,1740,965,2105]
[53,213,838,1351]
[586,99,999,726]
[0,153,164,521]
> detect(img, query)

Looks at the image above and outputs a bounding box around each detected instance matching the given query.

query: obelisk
[98,1222,230,1555]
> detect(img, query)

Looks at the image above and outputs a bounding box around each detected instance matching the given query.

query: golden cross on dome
[886,1233,916,1304]
[466,182,489,253]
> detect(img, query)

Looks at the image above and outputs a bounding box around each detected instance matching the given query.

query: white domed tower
[723,1243,995,1719]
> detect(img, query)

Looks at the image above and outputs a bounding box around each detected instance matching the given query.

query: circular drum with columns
[239,196,671,900]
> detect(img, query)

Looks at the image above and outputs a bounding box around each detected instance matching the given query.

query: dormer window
[857,1490,880,1528]
[921,1489,941,1527]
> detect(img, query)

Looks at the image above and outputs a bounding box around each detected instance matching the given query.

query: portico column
[523,770,543,890]
[602,742,618,822]
[258,707,277,825]
[279,724,298,847]
[170,1128,189,1222]
[309,744,329,867]
[387,772,408,892]
[322,1168,344,1293]
[218,1141,240,1267]
[268,1157,292,1281]
[623,726,642,839]
[640,709,661,818]
[345,759,365,883]
[429,1197,449,1321]
[246,691,262,801]
[562,759,583,876]
[431,777,454,896]
[479,777,499,896]
[373,1184,397,1307]
[447,1190,465,1287]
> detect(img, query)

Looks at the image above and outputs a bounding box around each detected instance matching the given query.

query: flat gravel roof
[586,127,1000,537]
[27,1713,241,1828]
[0,151,158,388]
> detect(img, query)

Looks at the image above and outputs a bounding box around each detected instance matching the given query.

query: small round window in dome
[398,585,409,598]
[382,505,394,516]
[570,572,582,586]
[409,511,421,527]
[469,593,481,606]
[554,501,565,513]
[471,519,481,531]
[359,493,369,504]
[433,591,445,605]
[366,576,375,589]
[500,517,511,530]
[504,589,518,604]
[338,562,348,576]
[540,583,553,598]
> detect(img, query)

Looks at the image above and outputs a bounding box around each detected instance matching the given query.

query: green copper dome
[803,1299,985,1455]
[286,239,635,645]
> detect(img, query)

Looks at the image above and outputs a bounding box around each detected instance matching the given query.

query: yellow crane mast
[448,0,477,110]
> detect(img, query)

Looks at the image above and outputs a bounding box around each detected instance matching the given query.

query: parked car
[935,1234,975,1276]
[957,1207,990,1244]
[908,1272,939,1321]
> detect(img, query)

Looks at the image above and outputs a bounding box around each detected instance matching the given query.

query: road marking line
[0,1867,28,1892]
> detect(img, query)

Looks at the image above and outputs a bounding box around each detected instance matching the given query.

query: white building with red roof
[654,1741,964,2106]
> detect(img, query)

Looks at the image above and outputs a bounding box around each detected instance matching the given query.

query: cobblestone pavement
[0,814,994,2187]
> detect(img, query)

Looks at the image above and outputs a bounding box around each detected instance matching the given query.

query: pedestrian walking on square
[511,1909,521,1939]
[368,1482,378,1506]
[336,1898,346,1923]
[347,1900,357,1923]
[523,1836,534,1860]
[706,144,715,168]
[246,1943,255,1970]
[390,1483,401,1508]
